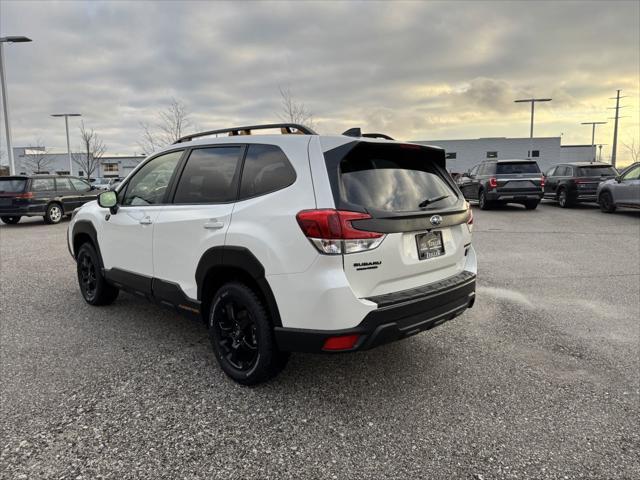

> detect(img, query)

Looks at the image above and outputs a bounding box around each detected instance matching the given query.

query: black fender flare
[72,220,104,268]
[196,246,282,326]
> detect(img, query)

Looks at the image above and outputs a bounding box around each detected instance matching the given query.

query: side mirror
[98,190,118,213]
[615,175,622,183]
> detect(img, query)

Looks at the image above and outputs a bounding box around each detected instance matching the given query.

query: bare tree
[23,139,54,173]
[622,138,639,164]
[73,121,106,180]
[139,98,192,154]
[278,86,315,129]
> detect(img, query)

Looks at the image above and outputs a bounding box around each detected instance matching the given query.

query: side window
[122,150,183,206]
[468,165,478,176]
[622,166,640,181]
[173,147,242,204]
[69,178,91,192]
[31,178,55,192]
[546,167,556,176]
[555,166,566,176]
[55,178,73,191]
[239,145,296,199]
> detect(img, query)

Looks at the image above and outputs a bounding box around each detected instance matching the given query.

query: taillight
[296,209,385,255]
[466,205,474,232]
[16,192,34,199]
[489,177,498,189]
[540,177,545,188]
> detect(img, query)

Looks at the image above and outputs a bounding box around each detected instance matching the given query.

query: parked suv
[0,175,99,225]
[457,159,543,210]
[68,124,476,385]
[597,162,640,212]
[543,162,617,208]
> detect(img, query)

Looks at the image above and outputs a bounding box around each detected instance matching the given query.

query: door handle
[139,216,152,225]
[203,220,224,230]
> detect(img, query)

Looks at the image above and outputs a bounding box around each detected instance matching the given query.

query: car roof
[482,159,537,163]
[561,162,614,167]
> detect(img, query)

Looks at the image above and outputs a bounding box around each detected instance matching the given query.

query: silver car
[597,162,640,212]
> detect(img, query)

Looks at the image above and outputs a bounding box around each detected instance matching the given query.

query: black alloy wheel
[213,297,259,371]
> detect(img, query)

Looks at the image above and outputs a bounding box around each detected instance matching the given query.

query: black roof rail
[341,128,394,140]
[174,123,317,144]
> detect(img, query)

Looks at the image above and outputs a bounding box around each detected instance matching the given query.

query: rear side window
[577,166,617,177]
[496,162,540,174]
[31,178,55,192]
[55,178,73,191]
[174,147,242,204]
[239,144,296,199]
[334,143,457,213]
[0,179,26,193]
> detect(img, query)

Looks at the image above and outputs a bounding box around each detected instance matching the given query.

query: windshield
[577,166,617,177]
[0,179,27,193]
[337,143,458,212]
[496,162,540,174]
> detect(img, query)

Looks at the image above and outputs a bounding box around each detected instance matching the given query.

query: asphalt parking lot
[1,202,638,480]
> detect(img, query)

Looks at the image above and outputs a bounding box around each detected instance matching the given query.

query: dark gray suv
[457,159,544,210]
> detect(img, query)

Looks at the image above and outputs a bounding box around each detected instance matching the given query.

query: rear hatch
[494,161,543,192]
[0,177,28,209]
[574,165,617,193]
[324,141,472,298]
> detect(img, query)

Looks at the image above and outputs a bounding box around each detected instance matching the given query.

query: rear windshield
[577,166,617,177]
[0,178,27,193]
[335,143,457,212]
[496,162,540,174]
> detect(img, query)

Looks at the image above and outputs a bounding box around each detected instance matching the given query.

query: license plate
[416,231,445,260]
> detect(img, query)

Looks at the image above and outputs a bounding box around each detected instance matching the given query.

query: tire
[599,191,616,213]
[0,216,21,224]
[44,203,63,224]
[76,243,119,306]
[478,189,491,210]
[557,188,571,208]
[524,200,539,210]
[208,282,289,385]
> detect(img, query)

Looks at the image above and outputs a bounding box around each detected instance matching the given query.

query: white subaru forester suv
[68,124,476,385]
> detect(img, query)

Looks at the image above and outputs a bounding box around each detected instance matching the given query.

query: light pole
[0,36,32,175]
[581,121,606,163]
[514,98,552,159]
[51,113,81,174]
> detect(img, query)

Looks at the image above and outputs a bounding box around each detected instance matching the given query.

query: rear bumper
[274,270,476,353]
[486,190,543,202]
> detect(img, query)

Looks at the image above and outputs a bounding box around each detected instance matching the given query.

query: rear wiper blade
[418,194,449,208]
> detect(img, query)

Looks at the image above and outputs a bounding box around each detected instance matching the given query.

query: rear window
[496,162,540,174]
[0,179,26,193]
[577,166,617,177]
[334,143,457,212]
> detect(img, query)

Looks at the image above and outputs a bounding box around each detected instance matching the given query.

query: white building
[412,137,601,174]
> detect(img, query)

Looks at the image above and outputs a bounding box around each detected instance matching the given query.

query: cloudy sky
[1,0,638,163]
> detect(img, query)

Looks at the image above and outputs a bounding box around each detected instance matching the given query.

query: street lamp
[514,98,552,159]
[581,121,607,163]
[51,113,81,175]
[0,36,32,175]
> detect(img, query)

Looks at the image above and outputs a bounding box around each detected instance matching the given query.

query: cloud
[0,0,638,162]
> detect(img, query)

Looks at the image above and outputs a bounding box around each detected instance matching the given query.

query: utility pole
[51,113,81,174]
[608,90,626,168]
[514,98,552,159]
[581,122,607,163]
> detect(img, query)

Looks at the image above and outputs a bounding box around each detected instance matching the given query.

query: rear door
[152,145,243,299]
[30,177,56,212]
[325,141,472,298]
[544,166,557,196]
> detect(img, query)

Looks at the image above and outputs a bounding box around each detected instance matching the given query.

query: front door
[615,165,640,205]
[98,150,184,289]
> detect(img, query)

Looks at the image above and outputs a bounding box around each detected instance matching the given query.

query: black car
[457,159,544,210]
[543,162,618,208]
[0,175,99,225]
